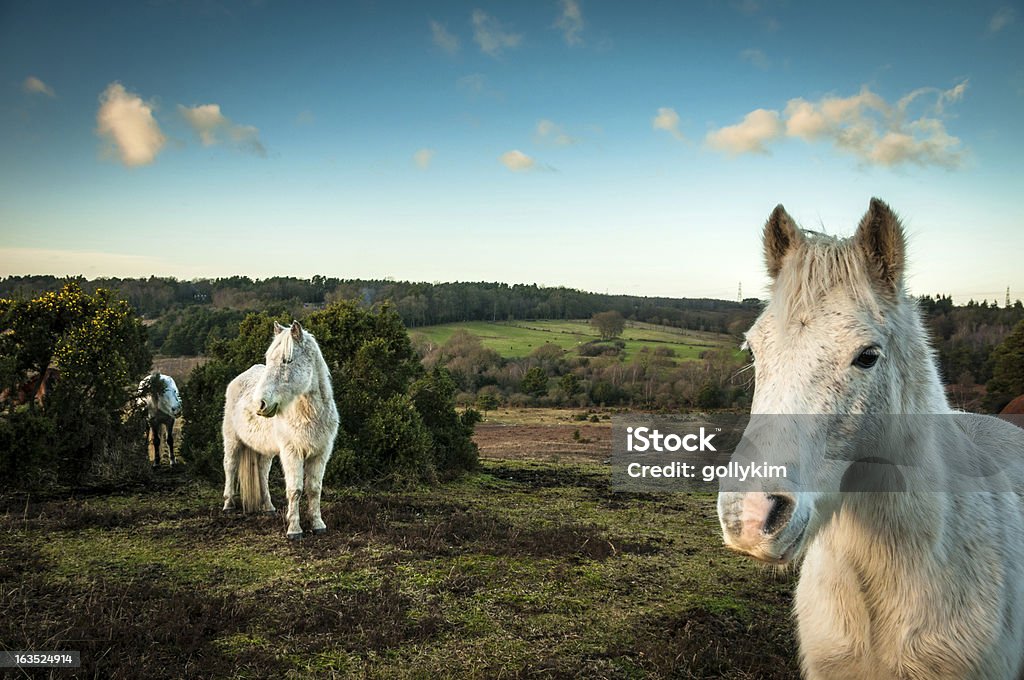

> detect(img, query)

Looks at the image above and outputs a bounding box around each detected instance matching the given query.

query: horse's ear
[854,197,905,295]
[290,321,303,342]
[274,321,286,336]
[764,204,802,279]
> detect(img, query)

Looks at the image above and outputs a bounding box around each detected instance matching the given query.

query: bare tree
[591,310,625,340]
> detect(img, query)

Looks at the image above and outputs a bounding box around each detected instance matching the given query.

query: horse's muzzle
[718,491,804,564]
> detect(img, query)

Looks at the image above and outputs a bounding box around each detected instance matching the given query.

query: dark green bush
[0,410,58,489]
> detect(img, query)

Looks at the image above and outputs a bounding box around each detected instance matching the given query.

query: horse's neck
[309,347,334,404]
[282,348,334,421]
[897,301,950,415]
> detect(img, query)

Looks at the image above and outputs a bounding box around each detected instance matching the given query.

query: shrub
[520,366,549,399]
[695,382,724,409]
[0,284,152,489]
[590,380,624,406]
[409,368,481,479]
[351,394,434,486]
[0,410,58,489]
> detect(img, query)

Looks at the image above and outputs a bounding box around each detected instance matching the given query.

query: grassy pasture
[410,320,736,362]
[0,456,798,678]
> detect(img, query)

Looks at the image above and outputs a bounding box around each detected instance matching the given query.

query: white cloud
[95,82,166,167]
[472,9,522,57]
[779,82,967,168]
[535,119,577,145]
[709,82,970,166]
[937,80,967,112]
[784,99,828,140]
[430,20,459,55]
[499,149,535,172]
[554,0,584,46]
[413,148,435,169]
[23,76,55,97]
[178,103,266,156]
[652,107,685,141]
[989,6,1016,32]
[739,48,770,70]
[706,108,782,155]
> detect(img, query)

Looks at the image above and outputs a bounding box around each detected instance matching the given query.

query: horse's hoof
[263,509,277,515]
[287,532,303,540]
[313,527,326,535]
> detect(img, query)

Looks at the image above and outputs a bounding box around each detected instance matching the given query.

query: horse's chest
[796,539,997,679]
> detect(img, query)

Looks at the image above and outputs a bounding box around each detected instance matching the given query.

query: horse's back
[955,413,1024,493]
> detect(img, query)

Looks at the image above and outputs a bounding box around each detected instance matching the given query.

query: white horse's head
[158,375,182,418]
[717,198,938,564]
[254,321,318,418]
[140,372,182,418]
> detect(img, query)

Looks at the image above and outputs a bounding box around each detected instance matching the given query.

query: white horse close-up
[139,372,182,467]
[717,198,1024,679]
[221,320,339,539]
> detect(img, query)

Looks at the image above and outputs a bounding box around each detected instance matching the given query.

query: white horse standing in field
[222,321,339,539]
[717,199,1024,679]
[139,372,182,466]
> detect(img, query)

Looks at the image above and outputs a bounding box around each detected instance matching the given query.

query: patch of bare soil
[473,423,610,463]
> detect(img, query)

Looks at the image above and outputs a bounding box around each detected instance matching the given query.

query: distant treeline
[0,275,760,336]
[3,276,1022,393]
[919,294,1024,389]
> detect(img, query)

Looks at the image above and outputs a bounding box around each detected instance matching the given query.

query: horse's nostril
[763,494,795,536]
[259,400,267,412]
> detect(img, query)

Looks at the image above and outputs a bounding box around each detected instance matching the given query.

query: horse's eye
[853,347,880,369]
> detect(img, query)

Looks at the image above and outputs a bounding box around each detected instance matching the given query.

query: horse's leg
[151,421,161,467]
[304,454,328,535]
[277,449,304,539]
[165,419,176,466]
[222,438,243,512]
[258,455,276,513]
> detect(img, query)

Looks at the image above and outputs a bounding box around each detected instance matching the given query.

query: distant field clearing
[410,319,737,362]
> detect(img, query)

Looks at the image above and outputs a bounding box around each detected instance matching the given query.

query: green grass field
[410,320,737,362]
[0,458,798,678]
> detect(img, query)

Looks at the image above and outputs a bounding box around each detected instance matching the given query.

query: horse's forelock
[770,231,898,326]
[269,326,296,362]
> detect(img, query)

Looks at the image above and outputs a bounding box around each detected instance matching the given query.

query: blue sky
[1,0,1021,302]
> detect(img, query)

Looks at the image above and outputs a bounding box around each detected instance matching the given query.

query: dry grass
[150,356,209,385]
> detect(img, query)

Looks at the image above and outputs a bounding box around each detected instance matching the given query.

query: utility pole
[737,282,742,303]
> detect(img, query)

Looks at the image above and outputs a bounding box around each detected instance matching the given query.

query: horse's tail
[238,447,262,514]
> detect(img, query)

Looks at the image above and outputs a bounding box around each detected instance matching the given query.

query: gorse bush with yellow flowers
[0,283,151,488]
